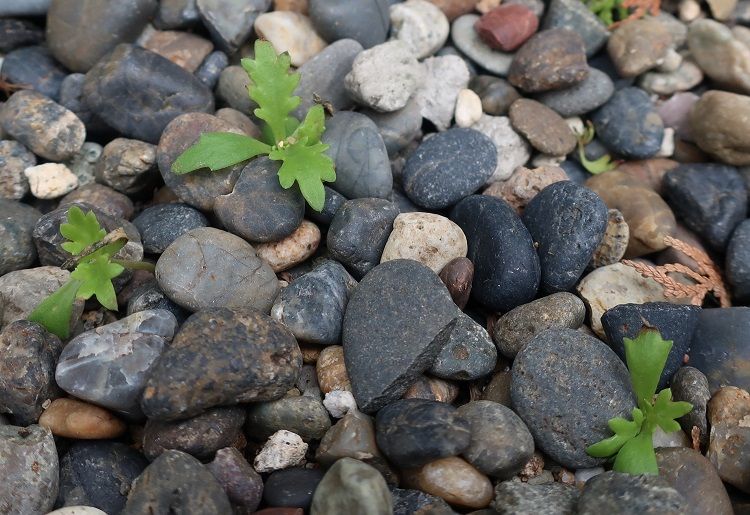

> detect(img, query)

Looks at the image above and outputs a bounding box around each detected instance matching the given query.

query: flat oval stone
[469,75,520,116]
[84,44,214,144]
[0,45,67,101]
[511,327,634,468]
[254,11,326,66]
[537,68,614,117]
[55,310,178,418]
[322,111,393,199]
[429,313,497,381]
[60,183,134,221]
[509,98,577,156]
[206,447,263,512]
[522,181,608,292]
[607,18,672,78]
[122,450,231,514]
[342,259,459,413]
[38,398,126,439]
[578,471,688,515]
[450,195,540,311]
[95,138,157,195]
[403,128,497,209]
[264,468,325,509]
[310,458,392,515]
[690,90,750,166]
[141,308,302,420]
[542,0,609,56]
[457,400,534,479]
[46,0,157,72]
[657,447,733,515]
[246,395,332,441]
[727,219,750,303]
[0,199,41,275]
[402,456,493,510]
[375,399,471,468]
[309,0,390,49]
[133,203,208,254]
[155,227,279,313]
[591,87,664,159]
[451,15,514,76]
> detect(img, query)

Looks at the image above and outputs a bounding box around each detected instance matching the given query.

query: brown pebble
[439,257,474,309]
[589,209,629,268]
[708,386,750,426]
[481,370,512,406]
[255,220,321,272]
[141,29,214,72]
[274,0,308,13]
[254,508,304,515]
[299,343,322,364]
[316,346,352,393]
[59,183,135,220]
[403,456,494,509]
[427,0,478,20]
[509,98,576,156]
[483,165,567,214]
[403,376,460,403]
[615,158,680,194]
[38,398,126,439]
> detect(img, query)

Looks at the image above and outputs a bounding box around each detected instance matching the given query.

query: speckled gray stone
[133,203,208,254]
[429,313,497,381]
[542,0,609,56]
[95,138,157,195]
[536,68,614,117]
[727,219,750,303]
[309,0,390,49]
[492,481,579,515]
[0,140,35,200]
[578,472,688,515]
[197,0,271,53]
[364,97,422,157]
[246,395,332,441]
[0,199,41,276]
[0,45,67,101]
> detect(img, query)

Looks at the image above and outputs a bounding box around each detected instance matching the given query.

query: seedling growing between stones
[171,40,336,211]
[28,206,154,339]
[577,121,618,175]
[585,0,660,28]
[586,327,692,474]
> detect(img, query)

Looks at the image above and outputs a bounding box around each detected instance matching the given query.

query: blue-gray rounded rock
[536,68,614,117]
[309,0,390,49]
[133,203,208,254]
[0,46,67,101]
[727,220,750,303]
[0,199,41,276]
[542,0,609,56]
[307,186,347,225]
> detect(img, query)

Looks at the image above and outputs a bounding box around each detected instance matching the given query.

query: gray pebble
[0,199,41,276]
[536,68,614,117]
[429,313,497,381]
[246,395,332,441]
[133,203,208,254]
[578,471,688,515]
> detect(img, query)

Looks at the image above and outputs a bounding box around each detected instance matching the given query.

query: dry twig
[610,0,661,27]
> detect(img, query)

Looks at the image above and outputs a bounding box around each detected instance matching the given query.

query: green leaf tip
[171,132,271,174]
[577,121,618,175]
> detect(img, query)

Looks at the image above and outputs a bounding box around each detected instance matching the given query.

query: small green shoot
[586,328,693,474]
[585,0,629,26]
[577,121,618,175]
[171,40,336,212]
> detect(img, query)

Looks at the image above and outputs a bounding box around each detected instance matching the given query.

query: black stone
[663,164,747,252]
[450,195,540,312]
[469,75,521,116]
[522,181,608,292]
[59,73,107,131]
[0,19,44,53]
[728,220,750,304]
[578,471,688,515]
[327,198,399,279]
[560,159,589,184]
[0,199,41,276]
[263,468,326,509]
[391,487,455,515]
[309,0,390,49]
[83,44,214,143]
[307,186,347,225]
[601,302,700,389]
[133,203,208,254]
[245,395,331,441]
[375,399,472,468]
[58,441,149,514]
[403,128,497,210]
[126,281,190,325]
[1,46,68,101]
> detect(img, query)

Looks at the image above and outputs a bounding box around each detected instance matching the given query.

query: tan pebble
[426,0,478,20]
[255,220,321,272]
[299,343,322,364]
[215,108,263,139]
[46,507,108,515]
[316,409,383,466]
[589,209,629,269]
[274,0,308,13]
[518,452,545,481]
[615,158,679,194]
[708,386,750,426]
[24,163,79,199]
[438,257,473,309]
[403,456,494,509]
[476,0,501,13]
[403,376,459,403]
[455,88,483,128]
[316,346,352,393]
[483,165,567,214]
[140,30,214,72]
[481,369,512,406]
[254,11,327,67]
[253,430,308,472]
[38,398,126,439]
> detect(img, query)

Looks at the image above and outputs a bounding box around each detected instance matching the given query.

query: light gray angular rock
[414,55,470,130]
[471,114,531,182]
[390,0,450,59]
[197,0,271,53]
[0,140,35,200]
[429,313,497,381]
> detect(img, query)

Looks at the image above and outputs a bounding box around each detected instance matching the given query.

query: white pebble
[574,467,605,484]
[565,116,585,137]
[24,163,79,199]
[390,0,450,59]
[415,55,470,130]
[46,508,107,515]
[679,0,702,21]
[253,430,308,473]
[454,88,483,128]
[381,212,467,272]
[254,11,327,67]
[656,127,675,157]
[323,390,358,418]
[471,114,531,182]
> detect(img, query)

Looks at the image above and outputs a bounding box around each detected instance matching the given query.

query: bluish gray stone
[429,313,497,381]
[155,0,200,29]
[59,73,104,130]
[0,19,44,53]
[536,68,614,117]
[307,186,347,226]
[392,488,454,515]
[133,203,208,254]
[727,219,750,303]
[126,281,190,325]
[578,472,688,515]
[195,50,228,89]
[469,75,521,116]
[542,0,609,56]
[0,46,67,101]
[670,367,710,448]
[197,0,271,53]
[309,0,390,49]
[451,15,514,76]
[0,199,41,275]
[364,97,422,157]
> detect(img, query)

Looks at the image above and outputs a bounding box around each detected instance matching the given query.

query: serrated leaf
[624,328,673,408]
[172,132,271,174]
[27,279,82,339]
[242,40,300,143]
[71,255,124,311]
[587,407,644,457]
[60,206,106,255]
[652,388,693,433]
[612,429,659,475]
[291,104,326,143]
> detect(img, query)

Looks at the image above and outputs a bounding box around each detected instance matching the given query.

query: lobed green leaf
[27,279,82,339]
[171,132,271,174]
[586,408,644,458]
[60,206,106,255]
[71,255,125,311]
[612,429,659,475]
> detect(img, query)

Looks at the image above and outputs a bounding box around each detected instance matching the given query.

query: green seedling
[577,121,618,175]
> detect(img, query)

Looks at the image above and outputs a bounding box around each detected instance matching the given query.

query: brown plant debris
[610,0,661,28]
[622,235,730,307]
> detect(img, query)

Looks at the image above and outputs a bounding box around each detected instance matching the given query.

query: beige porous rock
[255,220,321,272]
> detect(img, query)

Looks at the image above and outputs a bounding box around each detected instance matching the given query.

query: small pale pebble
[254,11,327,67]
[476,0,502,13]
[530,154,565,168]
[575,467,605,484]
[656,128,675,158]
[483,165,568,214]
[566,117,585,136]
[38,398,126,439]
[255,220,321,272]
[471,114,531,182]
[415,55,470,130]
[253,430,308,473]
[390,0,450,59]
[24,163,79,199]
[455,89,483,128]
[323,390,358,418]
[657,48,683,73]
[679,0,702,20]
[46,508,108,515]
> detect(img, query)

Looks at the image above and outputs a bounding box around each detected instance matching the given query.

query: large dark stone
[0,199,41,275]
[263,468,326,509]
[428,313,497,381]
[245,395,331,441]
[0,46,67,101]
[727,219,750,303]
[0,18,44,53]
[132,203,208,254]
[578,471,689,515]
[309,0,391,49]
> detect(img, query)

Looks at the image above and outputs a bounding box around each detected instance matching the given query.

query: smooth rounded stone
[403,128,497,209]
[0,18,44,53]
[578,472,689,515]
[322,111,393,199]
[345,40,423,113]
[709,387,750,426]
[592,87,664,160]
[451,15,513,76]
[55,310,177,418]
[439,257,473,310]
[0,321,62,426]
[0,199,41,275]
[38,398,125,439]
[132,203,208,255]
[215,107,261,139]
[414,55,471,131]
[475,4,538,52]
[317,346,352,393]
[607,18,672,78]
[483,165,568,214]
[158,114,245,211]
[522,181,608,292]
[390,0,449,58]
[402,456,493,509]
[492,292,585,358]
[656,448,733,515]
[663,164,747,251]
[216,65,254,114]
[143,406,245,461]
[728,220,750,302]
[84,44,214,144]
[327,198,399,279]
[542,0,608,56]
[403,376,460,404]
[381,213,467,273]
[457,400,534,479]
[343,260,459,413]
[688,19,750,94]
[455,88,483,128]
[0,140,35,200]
[428,314,496,380]
[140,29,214,73]
[375,399,471,468]
[310,458,392,515]
[215,157,304,243]
[125,282,186,326]
[639,60,703,96]
[58,73,104,130]
[272,261,356,345]
[154,0,200,29]
[391,487,454,515]
[46,0,156,72]
[141,308,301,420]
[691,90,750,166]
[95,137,157,195]
[1,46,67,101]
[24,163,78,200]
[122,450,231,514]
[491,481,579,514]
[255,220,320,272]
[426,0,476,20]
[0,425,58,515]
[254,11,326,67]
[509,99,576,156]
[47,508,107,515]
[671,366,710,446]
[264,468,325,509]
[0,267,83,329]
[246,395,331,441]
[511,327,634,468]
[316,410,390,475]
[206,447,263,512]
[309,0,389,48]
[469,75,520,116]
[470,114,531,182]
[450,195,540,311]
[602,303,700,389]
[709,422,750,494]
[364,98,422,157]
[195,50,228,89]
[0,90,85,161]
[536,68,613,117]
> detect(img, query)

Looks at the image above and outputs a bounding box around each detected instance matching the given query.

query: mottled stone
[470,114,531,182]
[255,220,320,272]
[483,165,568,214]
[0,19,44,53]
[311,458,392,515]
[254,430,308,472]
[391,487,454,515]
[0,267,83,329]
[639,60,703,96]
[38,398,125,439]
[542,0,609,56]
[391,0,450,58]
[690,90,750,166]
[671,366,710,447]
[381,213,467,273]
[96,138,157,195]
[132,203,207,255]
[414,55,470,131]
[206,447,263,512]
[64,141,103,188]
[24,163,78,199]
[402,456,493,509]
[0,140,34,200]
[607,18,673,77]
[475,4,538,52]
[429,313,496,380]
[728,219,750,303]
[316,346,352,393]
[657,448,733,515]
[309,0,390,48]
[197,0,271,53]
[578,472,689,515]
[316,409,384,468]
[492,481,579,514]
[246,395,331,441]
[688,19,750,94]
[254,11,327,66]
[140,29,214,72]
[0,199,41,275]
[537,68,614,118]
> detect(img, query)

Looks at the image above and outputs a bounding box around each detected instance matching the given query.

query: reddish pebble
[439,257,474,310]
[474,5,539,52]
